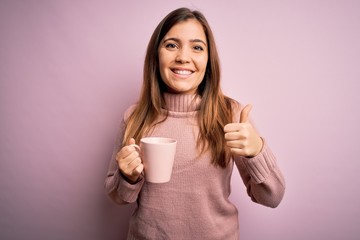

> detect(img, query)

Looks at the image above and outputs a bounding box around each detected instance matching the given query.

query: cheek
[158,52,172,72]
[158,55,167,78]
[197,55,208,71]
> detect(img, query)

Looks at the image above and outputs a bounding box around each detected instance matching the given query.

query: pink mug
[131,137,177,183]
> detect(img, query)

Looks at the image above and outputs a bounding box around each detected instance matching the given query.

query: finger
[117,144,138,160]
[224,131,245,141]
[240,104,252,123]
[226,140,246,149]
[132,163,144,176]
[224,123,242,133]
[117,137,137,160]
[124,163,144,183]
[117,148,139,168]
[124,150,140,164]
[128,156,142,168]
[229,148,248,156]
[125,160,143,177]
[128,138,136,145]
[124,156,140,172]
[127,137,139,153]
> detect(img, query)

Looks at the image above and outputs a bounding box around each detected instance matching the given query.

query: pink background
[1,0,359,239]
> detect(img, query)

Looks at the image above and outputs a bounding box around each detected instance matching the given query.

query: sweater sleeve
[234,140,285,208]
[104,105,144,205]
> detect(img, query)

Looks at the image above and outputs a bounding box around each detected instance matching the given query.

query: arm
[224,101,285,207]
[104,107,144,205]
[234,140,285,208]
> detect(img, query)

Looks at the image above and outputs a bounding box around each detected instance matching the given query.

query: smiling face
[158,19,208,94]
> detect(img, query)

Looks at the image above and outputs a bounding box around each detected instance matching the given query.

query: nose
[175,48,191,64]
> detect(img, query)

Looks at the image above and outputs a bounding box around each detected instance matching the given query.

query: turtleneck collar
[163,93,201,113]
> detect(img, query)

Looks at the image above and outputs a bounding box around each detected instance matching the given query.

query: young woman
[105,7,285,239]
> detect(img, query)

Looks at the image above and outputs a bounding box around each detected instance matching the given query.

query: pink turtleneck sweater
[105,93,285,240]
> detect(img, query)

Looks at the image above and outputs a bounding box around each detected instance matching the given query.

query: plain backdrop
[1,0,359,239]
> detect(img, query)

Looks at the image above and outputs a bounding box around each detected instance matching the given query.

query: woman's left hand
[224,104,263,157]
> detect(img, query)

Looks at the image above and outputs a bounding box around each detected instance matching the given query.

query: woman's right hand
[116,138,144,183]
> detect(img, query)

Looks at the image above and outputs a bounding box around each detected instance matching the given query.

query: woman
[105,7,285,239]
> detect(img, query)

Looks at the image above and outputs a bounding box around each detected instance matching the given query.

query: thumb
[128,138,136,145]
[240,104,253,123]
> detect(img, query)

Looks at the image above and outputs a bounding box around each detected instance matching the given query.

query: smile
[171,68,194,76]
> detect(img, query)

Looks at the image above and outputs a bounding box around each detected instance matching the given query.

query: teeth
[174,69,192,75]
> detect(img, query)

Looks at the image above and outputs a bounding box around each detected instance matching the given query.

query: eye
[193,45,204,51]
[165,43,178,49]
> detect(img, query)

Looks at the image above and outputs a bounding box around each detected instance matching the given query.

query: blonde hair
[123,8,234,167]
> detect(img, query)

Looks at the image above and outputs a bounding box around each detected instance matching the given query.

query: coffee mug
[131,137,177,183]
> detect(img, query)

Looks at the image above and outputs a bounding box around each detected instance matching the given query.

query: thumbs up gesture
[224,104,263,157]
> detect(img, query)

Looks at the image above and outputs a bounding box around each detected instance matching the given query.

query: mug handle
[129,144,140,151]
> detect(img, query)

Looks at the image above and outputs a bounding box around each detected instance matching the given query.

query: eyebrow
[163,37,207,46]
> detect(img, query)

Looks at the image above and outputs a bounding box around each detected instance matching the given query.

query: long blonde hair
[123,8,234,168]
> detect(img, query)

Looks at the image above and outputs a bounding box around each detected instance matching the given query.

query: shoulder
[123,103,138,122]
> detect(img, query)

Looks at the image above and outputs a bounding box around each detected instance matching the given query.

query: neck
[163,93,200,112]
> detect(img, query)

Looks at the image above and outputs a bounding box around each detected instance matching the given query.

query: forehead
[164,19,207,42]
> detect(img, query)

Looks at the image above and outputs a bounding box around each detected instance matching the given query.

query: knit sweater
[105,93,285,240]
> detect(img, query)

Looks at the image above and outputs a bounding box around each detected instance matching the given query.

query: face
[158,19,208,94]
